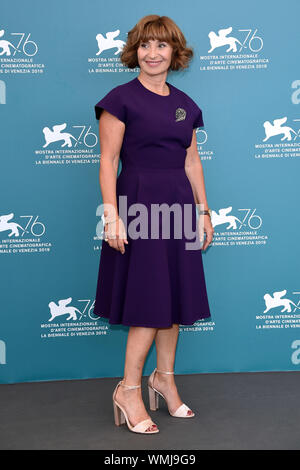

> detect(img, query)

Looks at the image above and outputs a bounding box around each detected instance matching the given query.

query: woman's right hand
[104,216,128,254]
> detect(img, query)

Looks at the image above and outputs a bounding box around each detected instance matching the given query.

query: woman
[94,15,214,434]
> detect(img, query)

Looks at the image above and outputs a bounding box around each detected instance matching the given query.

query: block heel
[148,384,159,411]
[113,399,126,426]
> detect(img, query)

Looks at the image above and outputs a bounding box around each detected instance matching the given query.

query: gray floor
[0,370,299,450]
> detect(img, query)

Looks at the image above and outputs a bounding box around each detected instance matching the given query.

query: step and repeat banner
[1,0,299,383]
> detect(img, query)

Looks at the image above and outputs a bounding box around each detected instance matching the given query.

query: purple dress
[93,76,211,327]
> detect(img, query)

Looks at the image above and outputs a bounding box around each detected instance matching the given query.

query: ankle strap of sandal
[156,368,174,375]
[120,380,141,389]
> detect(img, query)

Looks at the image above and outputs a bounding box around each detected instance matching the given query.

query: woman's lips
[145,61,162,66]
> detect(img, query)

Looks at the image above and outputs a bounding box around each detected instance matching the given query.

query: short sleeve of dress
[193,104,204,129]
[94,87,126,123]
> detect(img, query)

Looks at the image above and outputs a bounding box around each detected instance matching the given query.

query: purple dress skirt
[93,76,211,327]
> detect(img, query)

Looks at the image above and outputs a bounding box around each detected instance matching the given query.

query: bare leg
[154,323,193,416]
[115,326,158,430]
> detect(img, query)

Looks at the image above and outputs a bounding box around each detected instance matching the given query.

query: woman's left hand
[198,215,214,251]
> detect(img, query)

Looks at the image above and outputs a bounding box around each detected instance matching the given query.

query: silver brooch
[175,107,186,122]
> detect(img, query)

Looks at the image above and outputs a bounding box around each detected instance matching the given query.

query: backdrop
[1,0,299,384]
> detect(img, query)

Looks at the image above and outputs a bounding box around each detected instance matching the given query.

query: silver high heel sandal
[112,380,159,434]
[148,368,195,418]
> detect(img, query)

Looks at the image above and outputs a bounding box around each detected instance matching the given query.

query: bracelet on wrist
[105,216,120,225]
[197,206,212,218]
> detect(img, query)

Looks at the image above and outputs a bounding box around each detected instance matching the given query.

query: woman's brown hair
[120,15,194,71]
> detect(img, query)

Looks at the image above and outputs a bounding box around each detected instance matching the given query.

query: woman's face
[137,38,173,75]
